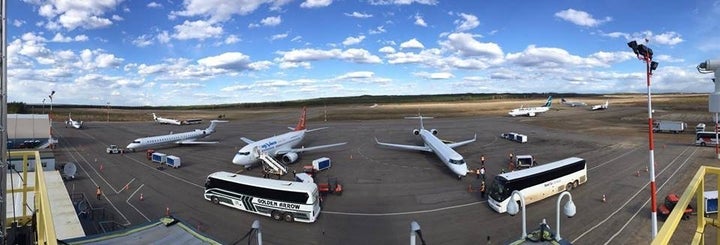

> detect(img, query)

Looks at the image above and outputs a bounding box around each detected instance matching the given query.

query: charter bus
[696,131,719,146]
[204,171,320,223]
[488,157,587,213]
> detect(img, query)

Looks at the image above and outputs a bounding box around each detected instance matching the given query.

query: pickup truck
[106,145,122,154]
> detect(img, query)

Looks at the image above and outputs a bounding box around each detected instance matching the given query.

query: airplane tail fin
[561,98,567,104]
[206,120,228,132]
[294,107,307,131]
[152,113,157,121]
[404,115,434,129]
[544,96,553,108]
[68,112,72,121]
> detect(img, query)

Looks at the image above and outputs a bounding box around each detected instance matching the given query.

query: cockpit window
[132,140,140,144]
[237,152,250,156]
[449,159,466,165]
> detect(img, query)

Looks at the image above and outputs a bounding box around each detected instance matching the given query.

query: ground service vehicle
[204,171,320,223]
[106,145,121,154]
[659,193,693,220]
[318,177,343,196]
[696,131,719,146]
[501,132,527,143]
[514,155,535,169]
[488,157,587,213]
[653,120,687,133]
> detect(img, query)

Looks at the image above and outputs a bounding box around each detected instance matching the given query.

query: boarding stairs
[257,151,288,177]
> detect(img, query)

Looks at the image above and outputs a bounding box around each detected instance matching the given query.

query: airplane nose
[232,154,243,165]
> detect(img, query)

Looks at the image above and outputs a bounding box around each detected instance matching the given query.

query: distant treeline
[11,92,651,112]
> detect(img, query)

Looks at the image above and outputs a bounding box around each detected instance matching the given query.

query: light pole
[106,102,110,122]
[48,90,55,119]
[506,190,527,239]
[42,98,45,114]
[410,221,426,245]
[555,191,576,241]
[627,40,660,238]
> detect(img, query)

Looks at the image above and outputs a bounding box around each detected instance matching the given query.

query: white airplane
[508,96,553,117]
[65,113,83,129]
[560,98,587,107]
[231,107,347,168]
[126,120,227,151]
[375,116,476,179]
[591,100,609,110]
[152,113,182,125]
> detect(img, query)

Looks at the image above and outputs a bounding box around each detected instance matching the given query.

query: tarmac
[50,105,715,244]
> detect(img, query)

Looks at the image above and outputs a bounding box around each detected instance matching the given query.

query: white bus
[488,157,587,213]
[696,131,719,146]
[204,171,321,223]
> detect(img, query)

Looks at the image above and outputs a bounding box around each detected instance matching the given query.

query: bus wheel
[283,213,294,222]
[271,211,282,221]
[566,183,573,191]
[573,180,579,188]
[702,142,707,147]
[211,197,220,204]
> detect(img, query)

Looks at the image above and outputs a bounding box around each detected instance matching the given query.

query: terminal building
[7,114,54,149]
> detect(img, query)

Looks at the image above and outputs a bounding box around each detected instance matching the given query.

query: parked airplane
[591,100,609,110]
[560,98,587,107]
[126,120,227,151]
[375,116,476,179]
[65,113,83,129]
[508,96,553,117]
[153,113,182,125]
[231,107,347,168]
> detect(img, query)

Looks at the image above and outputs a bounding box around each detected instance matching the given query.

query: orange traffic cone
[350,154,353,160]
[645,166,649,172]
[635,170,640,177]
[124,184,129,191]
[166,207,170,216]
[140,193,144,201]
[602,194,606,202]
[99,164,104,172]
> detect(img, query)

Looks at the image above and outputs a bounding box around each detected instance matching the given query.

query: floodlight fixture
[650,61,659,71]
[627,41,639,55]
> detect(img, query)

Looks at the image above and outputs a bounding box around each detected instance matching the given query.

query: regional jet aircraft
[375,116,476,179]
[508,96,553,117]
[65,113,83,129]
[591,100,609,110]
[231,107,347,168]
[126,120,227,151]
[560,98,587,107]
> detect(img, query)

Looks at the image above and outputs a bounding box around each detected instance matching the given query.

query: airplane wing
[306,127,329,133]
[446,134,476,148]
[178,140,219,145]
[240,137,255,144]
[375,138,432,152]
[276,142,347,154]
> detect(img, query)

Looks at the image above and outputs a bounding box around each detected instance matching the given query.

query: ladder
[258,152,288,176]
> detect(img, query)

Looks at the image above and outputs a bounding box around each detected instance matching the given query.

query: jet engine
[412,129,420,135]
[282,152,299,164]
[430,129,438,135]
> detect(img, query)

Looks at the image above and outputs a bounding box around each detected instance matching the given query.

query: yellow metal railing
[654,165,720,245]
[5,150,57,245]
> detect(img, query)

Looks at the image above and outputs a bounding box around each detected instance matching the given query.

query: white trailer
[653,121,687,133]
[501,132,528,143]
[166,155,181,168]
[151,152,167,164]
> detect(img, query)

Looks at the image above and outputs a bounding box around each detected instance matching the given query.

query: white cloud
[147,2,162,8]
[261,16,282,26]
[342,35,365,46]
[602,31,630,39]
[400,38,424,49]
[271,33,289,41]
[198,52,251,70]
[51,33,89,42]
[157,31,171,44]
[555,9,611,27]
[111,15,123,21]
[414,14,427,27]
[379,46,396,53]
[655,54,684,63]
[301,0,333,8]
[442,32,503,58]
[13,19,26,27]
[27,0,120,30]
[506,45,614,68]
[337,71,374,79]
[369,0,438,5]
[414,71,454,80]
[455,13,479,32]
[385,48,442,65]
[132,34,154,47]
[172,0,293,23]
[172,20,223,40]
[369,26,386,34]
[224,35,241,44]
[652,31,683,45]
[345,12,372,18]
[276,48,381,67]
[248,60,273,70]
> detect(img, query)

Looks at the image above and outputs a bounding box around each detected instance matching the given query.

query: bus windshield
[488,177,510,201]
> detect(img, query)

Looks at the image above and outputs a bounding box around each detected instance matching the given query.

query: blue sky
[7,0,720,106]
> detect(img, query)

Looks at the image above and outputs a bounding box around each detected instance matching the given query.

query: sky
[6,0,720,106]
